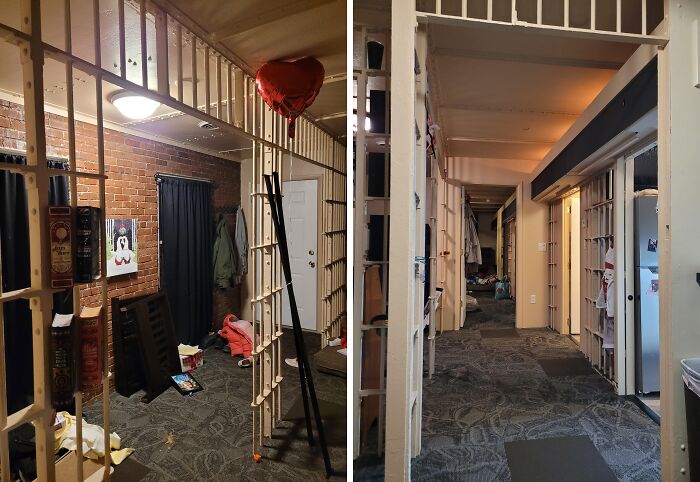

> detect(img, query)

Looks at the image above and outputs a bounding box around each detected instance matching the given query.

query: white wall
[515,181,550,329]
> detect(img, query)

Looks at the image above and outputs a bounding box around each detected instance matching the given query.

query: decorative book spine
[75,207,101,283]
[51,319,77,409]
[79,306,103,391]
[48,206,74,289]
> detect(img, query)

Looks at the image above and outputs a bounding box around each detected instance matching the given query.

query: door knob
[627,295,634,301]
[309,250,314,255]
[309,261,316,268]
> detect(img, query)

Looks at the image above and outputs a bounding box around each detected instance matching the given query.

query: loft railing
[416,0,668,45]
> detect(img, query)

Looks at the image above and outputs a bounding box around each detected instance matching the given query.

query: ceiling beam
[211,0,335,41]
[432,47,625,70]
[448,136,556,145]
[440,104,580,117]
[316,111,347,121]
[324,73,347,84]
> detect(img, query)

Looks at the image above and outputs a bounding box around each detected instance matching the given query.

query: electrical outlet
[529,295,536,304]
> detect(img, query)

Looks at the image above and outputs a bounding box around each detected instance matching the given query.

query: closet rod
[155,173,212,183]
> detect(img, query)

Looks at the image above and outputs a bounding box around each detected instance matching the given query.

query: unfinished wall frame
[548,200,562,331]
[580,166,617,386]
[0,0,347,475]
[383,2,427,476]
[0,1,113,480]
[352,23,392,458]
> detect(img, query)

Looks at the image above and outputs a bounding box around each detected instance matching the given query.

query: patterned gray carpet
[84,330,346,481]
[354,294,660,481]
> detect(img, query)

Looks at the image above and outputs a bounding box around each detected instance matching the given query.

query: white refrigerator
[634,195,660,394]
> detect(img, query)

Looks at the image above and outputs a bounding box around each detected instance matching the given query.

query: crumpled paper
[54,411,134,465]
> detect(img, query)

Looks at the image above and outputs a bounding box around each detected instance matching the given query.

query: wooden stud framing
[385,0,418,477]
[0,2,346,472]
[580,167,616,386]
[118,0,126,78]
[352,26,369,459]
[227,62,233,124]
[251,105,285,454]
[204,46,210,115]
[154,9,168,96]
[427,154,439,379]
[216,55,222,120]
[176,24,183,101]
[548,201,562,331]
[140,0,148,89]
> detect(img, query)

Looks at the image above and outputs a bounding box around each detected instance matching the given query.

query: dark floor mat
[505,435,617,482]
[480,328,519,338]
[113,456,152,482]
[537,357,596,377]
[285,396,347,446]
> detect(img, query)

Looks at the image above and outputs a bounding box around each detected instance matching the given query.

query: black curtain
[157,175,213,345]
[0,154,70,414]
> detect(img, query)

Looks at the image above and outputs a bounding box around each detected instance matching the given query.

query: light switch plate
[537,242,547,252]
[530,295,536,304]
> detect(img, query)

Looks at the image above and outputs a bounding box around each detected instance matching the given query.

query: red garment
[218,314,253,359]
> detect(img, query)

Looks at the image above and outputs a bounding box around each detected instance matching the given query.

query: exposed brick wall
[0,100,242,401]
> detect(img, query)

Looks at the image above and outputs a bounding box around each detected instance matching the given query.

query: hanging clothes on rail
[213,215,236,289]
[233,206,248,283]
[464,200,481,273]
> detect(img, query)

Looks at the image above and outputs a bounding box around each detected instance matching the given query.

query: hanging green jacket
[213,217,237,288]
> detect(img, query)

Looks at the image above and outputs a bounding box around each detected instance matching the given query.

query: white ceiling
[427,24,639,163]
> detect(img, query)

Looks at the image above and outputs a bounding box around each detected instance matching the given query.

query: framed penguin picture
[106,218,138,277]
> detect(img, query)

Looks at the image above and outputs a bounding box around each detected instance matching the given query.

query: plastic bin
[682,358,700,481]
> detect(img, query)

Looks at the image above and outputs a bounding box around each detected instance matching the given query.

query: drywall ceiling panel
[428,23,640,164]
[441,108,574,145]
[447,139,551,160]
[435,56,616,115]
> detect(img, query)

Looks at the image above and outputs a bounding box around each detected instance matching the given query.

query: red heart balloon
[255,57,325,139]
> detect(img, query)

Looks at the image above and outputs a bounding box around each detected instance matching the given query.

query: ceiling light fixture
[110,91,161,120]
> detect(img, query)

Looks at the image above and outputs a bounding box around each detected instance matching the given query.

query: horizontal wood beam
[448,136,556,145]
[432,47,624,70]
[440,104,580,117]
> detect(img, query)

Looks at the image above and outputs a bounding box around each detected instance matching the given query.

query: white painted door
[281,179,318,331]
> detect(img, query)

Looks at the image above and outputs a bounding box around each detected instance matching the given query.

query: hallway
[415,293,660,480]
[355,293,661,480]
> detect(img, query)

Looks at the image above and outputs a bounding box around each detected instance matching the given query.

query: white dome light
[110,91,160,120]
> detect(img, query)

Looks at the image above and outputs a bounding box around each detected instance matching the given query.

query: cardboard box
[179,349,204,372]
